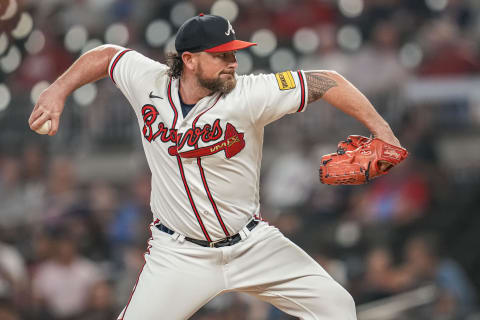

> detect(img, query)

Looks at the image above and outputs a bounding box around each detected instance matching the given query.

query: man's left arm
[305,70,400,147]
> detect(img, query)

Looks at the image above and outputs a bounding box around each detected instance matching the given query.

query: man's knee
[336,286,356,317]
[306,279,356,319]
[320,283,356,319]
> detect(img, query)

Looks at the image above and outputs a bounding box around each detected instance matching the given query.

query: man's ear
[182,52,196,72]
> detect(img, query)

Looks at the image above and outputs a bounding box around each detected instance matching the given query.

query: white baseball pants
[118,221,357,320]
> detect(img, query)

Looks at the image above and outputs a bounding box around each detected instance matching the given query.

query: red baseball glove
[319,135,408,185]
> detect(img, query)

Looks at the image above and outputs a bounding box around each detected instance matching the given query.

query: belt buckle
[209,238,224,248]
[209,236,234,248]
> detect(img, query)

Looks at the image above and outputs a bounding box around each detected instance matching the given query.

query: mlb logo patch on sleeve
[275,71,296,90]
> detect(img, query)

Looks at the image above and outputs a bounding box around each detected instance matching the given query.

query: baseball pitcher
[29,14,407,320]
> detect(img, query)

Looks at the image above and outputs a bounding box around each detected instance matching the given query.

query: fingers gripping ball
[35,120,51,135]
[319,135,408,185]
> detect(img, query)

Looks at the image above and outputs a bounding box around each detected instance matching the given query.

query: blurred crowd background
[1,0,480,319]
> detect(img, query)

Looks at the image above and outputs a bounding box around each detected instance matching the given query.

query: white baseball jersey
[108,49,309,241]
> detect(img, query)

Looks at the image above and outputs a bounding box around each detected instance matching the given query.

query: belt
[156,219,259,248]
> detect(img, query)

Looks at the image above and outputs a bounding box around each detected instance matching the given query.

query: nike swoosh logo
[149,91,163,99]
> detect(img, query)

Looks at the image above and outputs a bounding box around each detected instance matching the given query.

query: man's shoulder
[129,52,170,83]
[123,50,168,73]
[232,73,276,97]
[236,73,274,86]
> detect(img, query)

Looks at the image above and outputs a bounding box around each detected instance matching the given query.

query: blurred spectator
[347,20,409,98]
[418,18,480,76]
[41,157,80,225]
[80,281,117,320]
[348,159,430,226]
[353,246,413,304]
[0,148,48,228]
[263,147,316,213]
[108,171,151,251]
[299,24,350,80]
[32,229,104,319]
[72,181,120,261]
[22,144,47,185]
[402,233,477,318]
[0,301,21,320]
[270,0,335,39]
[0,242,28,308]
[16,29,73,86]
[0,156,27,227]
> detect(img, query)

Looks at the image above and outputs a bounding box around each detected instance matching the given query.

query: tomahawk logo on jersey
[108,49,308,240]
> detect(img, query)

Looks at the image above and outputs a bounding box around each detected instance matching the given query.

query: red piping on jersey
[191,94,223,127]
[196,158,230,237]
[109,49,132,84]
[119,222,154,319]
[296,70,306,112]
[191,94,230,237]
[168,78,212,242]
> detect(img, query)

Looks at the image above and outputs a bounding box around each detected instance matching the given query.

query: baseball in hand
[35,120,51,135]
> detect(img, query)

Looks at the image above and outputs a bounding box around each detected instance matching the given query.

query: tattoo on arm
[305,71,338,103]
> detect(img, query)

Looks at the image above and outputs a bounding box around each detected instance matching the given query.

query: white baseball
[35,120,51,135]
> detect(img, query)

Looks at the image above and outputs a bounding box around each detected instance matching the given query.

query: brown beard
[196,66,237,94]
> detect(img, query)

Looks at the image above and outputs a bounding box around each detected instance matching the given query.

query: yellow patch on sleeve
[275,71,296,90]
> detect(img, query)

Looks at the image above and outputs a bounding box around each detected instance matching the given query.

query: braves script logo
[141,104,245,159]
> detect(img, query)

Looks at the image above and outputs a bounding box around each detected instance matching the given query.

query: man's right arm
[28,44,123,135]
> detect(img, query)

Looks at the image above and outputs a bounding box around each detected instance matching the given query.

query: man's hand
[28,84,66,136]
[28,45,123,136]
[371,131,403,171]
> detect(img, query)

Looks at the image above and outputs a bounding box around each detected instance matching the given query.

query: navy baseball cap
[175,14,256,53]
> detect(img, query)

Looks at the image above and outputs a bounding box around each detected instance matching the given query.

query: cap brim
[204,40,257,53]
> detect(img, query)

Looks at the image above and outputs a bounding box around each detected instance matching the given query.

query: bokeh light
[146,20,171,48]
[250,29,277,57]
[425,0,448,11]
[339,0,364,18]
[210,0,239,22]
[335,221,361,247]
[236,51,253,74]
[0,32,8,55]
[269,48,296,72]
[0,0,17,21]
[25,30,46,55]
[11,12,33,39]
[399,42,423,69]
[293,28,320,54]
[0,45,21,73]
[73,83,97,106]
[81,39,103,55]
[337,25,362,51]
[65,25,88,52]
[170,2,196,27]
[105,23,129,46]
[30,81,50,105]
[0,84,11,112]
